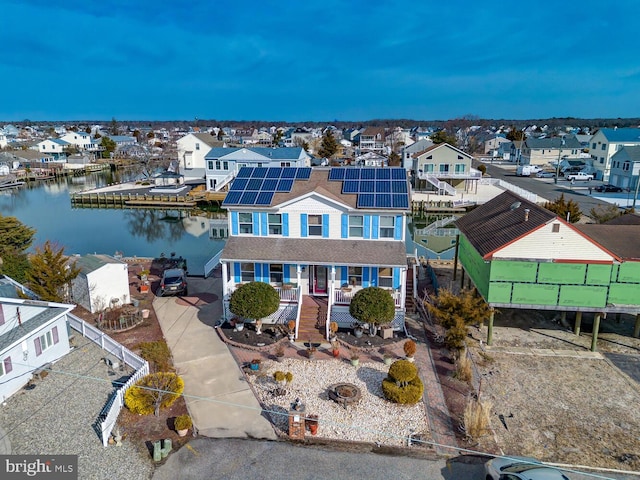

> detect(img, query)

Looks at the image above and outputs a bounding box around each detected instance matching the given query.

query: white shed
[71,254,130,313]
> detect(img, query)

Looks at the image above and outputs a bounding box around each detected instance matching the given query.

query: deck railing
[333,288,401,307]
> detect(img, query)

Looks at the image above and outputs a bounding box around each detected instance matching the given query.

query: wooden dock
[70,192,199,209]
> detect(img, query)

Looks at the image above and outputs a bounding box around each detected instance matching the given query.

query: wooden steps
[296,296,327,344]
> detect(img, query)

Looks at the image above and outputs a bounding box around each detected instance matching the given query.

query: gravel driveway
[0,336,153,480]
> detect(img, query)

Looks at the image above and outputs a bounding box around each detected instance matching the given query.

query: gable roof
[455,191,556,257]
[574,225,640,260]
[603,212,640,226]
[206,147,307,161]
[524,136,582,149]
[403,139,434,154]
[611,145,640,163]
[413,142,473,160]
[191,133,224,147]
[74,254,125,274]
[596,128,640,143]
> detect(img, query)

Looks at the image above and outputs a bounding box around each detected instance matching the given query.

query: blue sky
[2,0,640,122]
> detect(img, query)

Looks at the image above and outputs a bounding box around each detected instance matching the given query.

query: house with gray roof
[401,138,434,170]
[70,254,130,313]
[219,166,411,342]
[590,128,640,181]
[204,147,311,192]
[0,276,74,401]
[521,135,583,167]
[609,145,640,202]
[33,138,71,161]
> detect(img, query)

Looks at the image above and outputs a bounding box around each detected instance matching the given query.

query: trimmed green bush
[124,372,184,415]
[138,340,172,372]
[382,359,424,405]
[174,414,192,430]
[349,287,395,328]
[229,282,280,322]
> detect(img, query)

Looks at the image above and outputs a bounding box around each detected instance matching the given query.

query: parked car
[560,165,586,176]
[595,184,623,193]
[516,165,542,176]
[485,456,570,480]
[565,171,594,181]
[158,268,188,296]
[536,170,555,178]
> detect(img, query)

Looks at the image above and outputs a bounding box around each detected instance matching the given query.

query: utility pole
[632,162,640,210]
[554,137,565,184]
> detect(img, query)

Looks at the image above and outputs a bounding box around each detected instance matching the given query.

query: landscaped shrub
[453,353,472,383]
[124,372,184,416]
[174,414,192,430]
[138,340,172,372]
[273,371,285,383]
[403,339,416,357]
[382,360,423,405]
[444,318,468,353]
[462,396,493,440]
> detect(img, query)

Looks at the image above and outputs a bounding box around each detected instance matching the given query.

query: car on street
[485,456,570,480]
[595,184,623,193]
[516,165,542,176]
[565,171,594,181]
[536,170,555,178]
[158,268,188,296]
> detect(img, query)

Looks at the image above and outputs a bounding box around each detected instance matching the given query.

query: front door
[312,266,328,295]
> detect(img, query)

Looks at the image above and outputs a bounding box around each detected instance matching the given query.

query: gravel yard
[0,336,153,480]
[246,358,431,448]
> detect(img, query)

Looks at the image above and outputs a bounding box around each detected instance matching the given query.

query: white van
[516,165,541,176]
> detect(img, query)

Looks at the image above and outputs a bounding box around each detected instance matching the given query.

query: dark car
[158,268,188,296]
[595,184,623,193]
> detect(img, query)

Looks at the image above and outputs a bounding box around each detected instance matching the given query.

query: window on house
[378,267,393,288]
[601,144,606,151]
[207,161,214,170]
[270,264,283,283]
[439,164,450,173]
[268,214,282,235]
[455,163,465,173]
[623,162,630,171]
[280,162,291,167]
[0,357,12,376]
[239,213,253,234]
[308,215,322,236]
[223,161,228,170]
[215,160,221,169]
[240,263,254,282]
[35,327,58,356]
[195,143,200,150]
[600,157,604,164]
[349,216,363,237]
[348,266,362,286]
[379,216,395,238]
[552,224,560,233]
[592,142,596,149]
[423,163,434,173]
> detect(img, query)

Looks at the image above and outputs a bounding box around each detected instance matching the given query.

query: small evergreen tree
[124,372,184,416]
[27,241,81,302]
[589,204,622,224]
[543,193,582,223]
[229,282,280,333]
[349,287,395,335]
[388,151,401,167]
[318,130,339,159]
[430,130,457,146]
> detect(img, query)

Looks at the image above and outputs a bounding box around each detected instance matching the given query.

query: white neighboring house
[0,133,7,148]
[589,128,640,181]
[34,138,71,160]
[60,131,103,153]
[0,276,73,402]
[204,146,311,192]
[176,133,224,181]
[71,254,130,313]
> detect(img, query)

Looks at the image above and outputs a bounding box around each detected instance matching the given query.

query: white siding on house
[72,260,130,313]
[280,196,345,240]
[493,221,614,262]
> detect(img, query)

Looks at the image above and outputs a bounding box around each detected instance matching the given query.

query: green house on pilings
[455,191,640,351]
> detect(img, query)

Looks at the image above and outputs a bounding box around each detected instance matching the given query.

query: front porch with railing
[333,286,402,308]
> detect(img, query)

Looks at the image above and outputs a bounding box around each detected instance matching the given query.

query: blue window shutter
[260,213,268,236]
[363,215,370,239]
[341,214,348,238]
[282,213,289,237]
[371,267,378,287]
[372,216,379,239]
[363,267,370,287]
[393,268,401,289]
[254,263,260,282]
[252,213,260,236]
[231,212,239,236]
[394,215,403,240]
[341,266,347,286]
[322,214,329,238]
[284,264,290,283]
[234,263,241,282]
[264,264,270,282]
[301,214,308,237]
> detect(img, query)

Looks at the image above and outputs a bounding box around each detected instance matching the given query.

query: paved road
[152,438,636,480]
[481,162,634,215]
[605,353,640,384]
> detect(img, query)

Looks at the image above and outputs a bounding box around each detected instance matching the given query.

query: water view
[0,171,225,276]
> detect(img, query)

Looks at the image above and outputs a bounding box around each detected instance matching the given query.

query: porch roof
[220,237,408,267]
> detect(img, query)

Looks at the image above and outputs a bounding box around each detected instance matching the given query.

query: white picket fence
[68,314,149,446]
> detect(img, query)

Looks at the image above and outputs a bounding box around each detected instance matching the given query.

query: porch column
[574,311,582,336]
[329,266,336,307]
[296,265,302,285]
[460,268,465,289]
[591,313,602,352]
[560,311,566,326]
[633,314,640,338]
[221,262,229,322]
[487,309,495,346]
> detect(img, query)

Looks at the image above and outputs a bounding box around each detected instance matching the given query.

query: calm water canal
[0,171,225,276]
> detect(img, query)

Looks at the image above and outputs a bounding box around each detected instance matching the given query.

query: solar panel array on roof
[223,167,310,206]
[330,167,409,209]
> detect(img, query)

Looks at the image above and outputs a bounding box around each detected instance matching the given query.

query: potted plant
[139,269,150,281]
[274,344,285,362]
[306,346,317,359]
[404,339,417,362]
[287,320,296,341]
[382,352,394,366]
[174,414,192,437]
[249,358,261,371]
[330,339,340,358]
[329,321,339,342]
[233,318,245,331]
[306,414,319,435]
[352,322,364,338]
[350,353,360,367]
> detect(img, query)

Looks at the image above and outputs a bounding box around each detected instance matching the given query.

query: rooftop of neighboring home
[189,132,224,147]
[596,127,640,142]
[359,127,386,138]
[73,254,125,274]
[612,145,640,162]
[205,146,308,160]
[573,224,640,261]
[602,212,640,226]
[524,136,582,149]
[455,191,556,258]
[402,139,434,155]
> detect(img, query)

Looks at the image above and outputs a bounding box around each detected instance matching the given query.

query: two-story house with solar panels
[219,166,411,342]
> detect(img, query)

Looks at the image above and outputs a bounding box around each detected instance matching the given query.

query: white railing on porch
[67,314,149,446]
[275,286,299,302]
[214,170,237,191]
[294,286,303,340]
[420,173,457,196]
[333,288,401,308]
[203,249,223,278]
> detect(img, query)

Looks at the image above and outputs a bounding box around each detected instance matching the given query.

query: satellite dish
[510,201,521,211]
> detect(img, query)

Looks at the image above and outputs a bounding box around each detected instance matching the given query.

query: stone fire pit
[328,383,362,409]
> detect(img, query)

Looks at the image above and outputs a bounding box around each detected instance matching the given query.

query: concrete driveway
[153,275,276,440]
